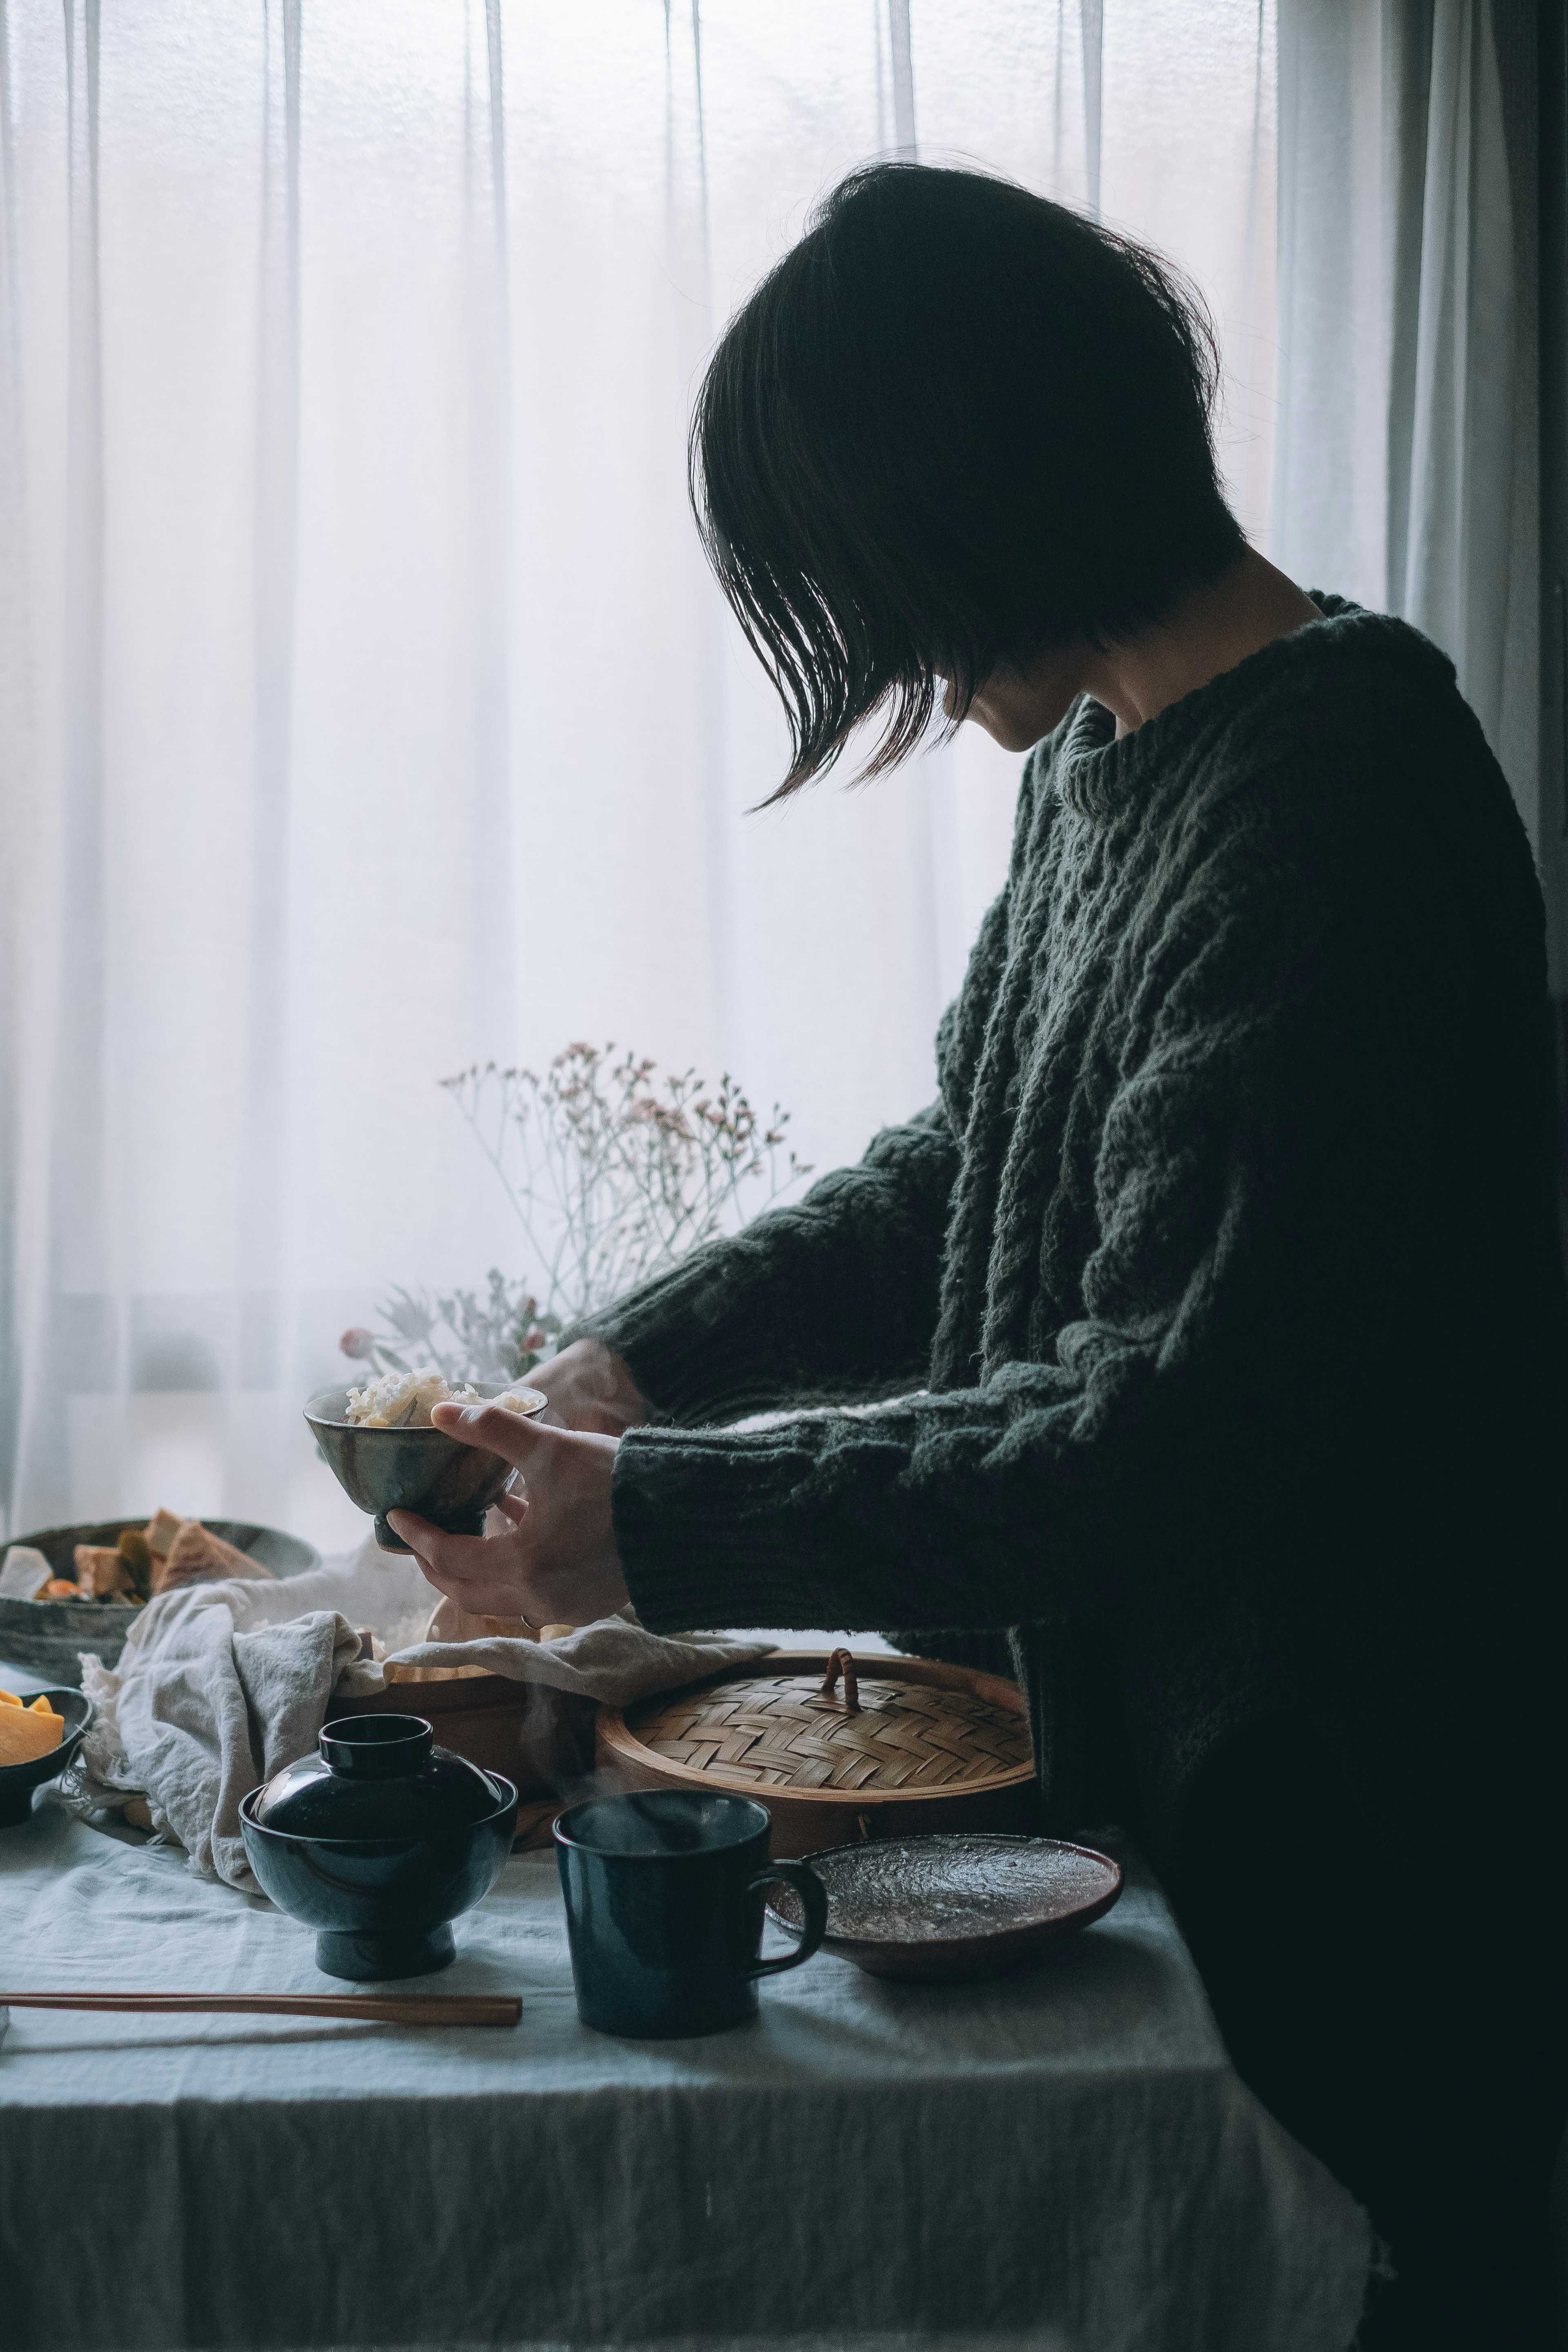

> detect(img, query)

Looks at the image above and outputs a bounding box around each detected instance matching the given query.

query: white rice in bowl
[342,1369,546,1428]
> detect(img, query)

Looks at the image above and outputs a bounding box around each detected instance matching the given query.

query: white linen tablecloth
[0,1800,1370,2351]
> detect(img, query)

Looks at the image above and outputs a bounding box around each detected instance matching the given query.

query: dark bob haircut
[690,163,1245,797]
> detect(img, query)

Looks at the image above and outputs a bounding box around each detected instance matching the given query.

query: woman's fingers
[429,1398,550,1467]
[387,1510,537,1616]
[429,1403,621,1494]
[385,1417,625,1624]
[385,1512,498,1584]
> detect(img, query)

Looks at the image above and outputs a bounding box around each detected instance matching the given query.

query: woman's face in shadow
[946,643,1093,752]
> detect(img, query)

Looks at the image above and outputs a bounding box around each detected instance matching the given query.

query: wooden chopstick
[0,1990,520,2027]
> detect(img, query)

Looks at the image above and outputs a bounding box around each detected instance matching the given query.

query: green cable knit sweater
[585,598,1568,1868]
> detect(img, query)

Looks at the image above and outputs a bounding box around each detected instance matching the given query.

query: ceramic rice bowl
[305,1383,547,1553]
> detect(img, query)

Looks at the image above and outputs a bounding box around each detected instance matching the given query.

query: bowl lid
[251,1714,504,1840]
[621,1649,1033,1797]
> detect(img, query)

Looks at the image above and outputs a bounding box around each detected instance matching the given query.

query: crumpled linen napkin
[67,1536,771,1893]
[78,1596,367,1889]
[377,1613,775,1707]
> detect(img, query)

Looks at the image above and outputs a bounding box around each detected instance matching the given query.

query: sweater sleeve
[610,760,1388,1636]
[572,1101,962,1426]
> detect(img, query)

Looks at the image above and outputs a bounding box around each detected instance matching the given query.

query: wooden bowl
[0,1520,320,1686]
[764,1832,1123,1983]
[331,1672,596,1803]
[597,1649,1040,1860]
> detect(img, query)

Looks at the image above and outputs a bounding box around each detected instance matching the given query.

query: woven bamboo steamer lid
[597,1648,1039,1859]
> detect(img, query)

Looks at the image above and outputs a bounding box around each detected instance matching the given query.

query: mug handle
[744,1860,829,1979]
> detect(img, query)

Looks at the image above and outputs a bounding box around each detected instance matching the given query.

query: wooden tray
[597,1649,1039,1860]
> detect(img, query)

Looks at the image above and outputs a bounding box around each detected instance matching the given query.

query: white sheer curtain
[0,0,1279,1552]
[1272,0,1541,841]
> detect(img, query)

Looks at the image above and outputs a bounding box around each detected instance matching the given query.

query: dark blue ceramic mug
[554,1791,828,2038]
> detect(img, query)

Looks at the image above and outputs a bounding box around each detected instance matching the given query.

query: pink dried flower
[340,1326,377,1360]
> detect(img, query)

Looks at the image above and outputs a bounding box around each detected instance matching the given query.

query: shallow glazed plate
[765,1832,1122,1984]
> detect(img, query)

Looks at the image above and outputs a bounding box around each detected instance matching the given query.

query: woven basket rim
[600,1648,1036,1806]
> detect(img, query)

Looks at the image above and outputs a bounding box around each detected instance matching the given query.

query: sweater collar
[1050,594,1448,823]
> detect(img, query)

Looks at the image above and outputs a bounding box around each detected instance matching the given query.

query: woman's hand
[526,1337,648,1437]
[387,1398,630,1627]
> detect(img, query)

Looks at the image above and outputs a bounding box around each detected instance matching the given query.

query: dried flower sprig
[442,1044,809,1322]
[343,1045,809,1388]
[340,1270,561,1390]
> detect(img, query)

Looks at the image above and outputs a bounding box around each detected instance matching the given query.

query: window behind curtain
[0,1,1290,1548]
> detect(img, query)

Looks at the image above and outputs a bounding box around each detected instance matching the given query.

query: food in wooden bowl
[0,1517,321,1686]
[2,1508,309,1609]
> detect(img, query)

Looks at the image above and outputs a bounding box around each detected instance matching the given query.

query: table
[0,1797,1371,2352]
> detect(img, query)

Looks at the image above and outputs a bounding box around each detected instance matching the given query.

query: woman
[392,167,1568,2346]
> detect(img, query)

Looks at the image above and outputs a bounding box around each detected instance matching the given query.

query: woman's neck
[960,550,1323,753]
[1082,551,1321,739]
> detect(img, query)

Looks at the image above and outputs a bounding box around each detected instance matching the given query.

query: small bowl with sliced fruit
[0,1684,94,1828]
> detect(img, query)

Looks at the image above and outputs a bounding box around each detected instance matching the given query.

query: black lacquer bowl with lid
[240,1714,517,1981]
